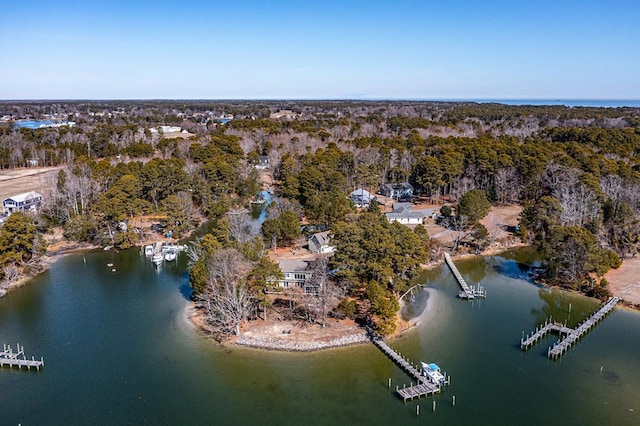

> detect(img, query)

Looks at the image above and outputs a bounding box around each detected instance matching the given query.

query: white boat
[164,249,176,262]
[421,362,447,386]
[152,252,164,266]
[144,245,154,256]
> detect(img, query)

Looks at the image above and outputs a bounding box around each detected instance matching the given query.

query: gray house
[380,182,414,200]
[270,259,319,295]
[308,231,335,254]
[2,191,43,214]
[350,188,374,208]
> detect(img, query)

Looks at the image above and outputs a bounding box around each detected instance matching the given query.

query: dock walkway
[520,296,620,359]
[370,335,444,401]
[0,344,44,370]
[444,253,486,299]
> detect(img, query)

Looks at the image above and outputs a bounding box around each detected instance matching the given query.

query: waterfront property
[2,248,640,425]
[271,259,318,294]
[520,296,620,359]
[370,334,448,402]
[2,191,43,214]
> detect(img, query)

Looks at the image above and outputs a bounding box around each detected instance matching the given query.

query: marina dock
[1,344,44,370]
[370,334,447,401]
[444,253,486,299]
[520,296,620,359]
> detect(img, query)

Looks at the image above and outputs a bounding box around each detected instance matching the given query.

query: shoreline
[186,240,640,351]
[186,303,370,352]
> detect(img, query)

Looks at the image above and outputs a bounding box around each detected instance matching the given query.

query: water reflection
[531,288,597,327]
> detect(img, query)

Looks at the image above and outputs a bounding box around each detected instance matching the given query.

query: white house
[308,231,335,254]
[2,191,43,214]
[385,202,424,225]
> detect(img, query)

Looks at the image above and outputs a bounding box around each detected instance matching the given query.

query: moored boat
[164,249,176,262]
[144,245,154,256]
[152,252,164,266]
[421,362,448,386]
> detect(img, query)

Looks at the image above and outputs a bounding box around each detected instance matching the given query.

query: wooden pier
[370,334,447,402]
[444,253,486,299]
[1,343,44,370]
[520,297,620,359]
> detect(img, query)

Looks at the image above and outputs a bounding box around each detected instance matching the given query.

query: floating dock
[444,253,486,299]
[370,334,448,401]
[1,344,44,370]
[520,296,620,359]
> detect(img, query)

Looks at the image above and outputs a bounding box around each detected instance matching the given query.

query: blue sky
[1,0,639,100]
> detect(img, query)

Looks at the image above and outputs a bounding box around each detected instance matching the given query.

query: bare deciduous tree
[198,248,256,338]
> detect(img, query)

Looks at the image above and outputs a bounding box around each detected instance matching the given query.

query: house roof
[3,191,42,203]
[310,231,331,247]
[385,211,425,220]
[392,202,413,213]
[277,259,310,273]
[350,188,372,199]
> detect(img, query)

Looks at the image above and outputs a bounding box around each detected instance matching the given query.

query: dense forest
[1,100,639,334]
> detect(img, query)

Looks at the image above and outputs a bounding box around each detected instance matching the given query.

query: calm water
[1,248,639,425]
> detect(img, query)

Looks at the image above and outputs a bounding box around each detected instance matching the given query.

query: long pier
[444,253,486,299]
[1,343,44,370]
[520,297,620,359]
[370,334,446,402]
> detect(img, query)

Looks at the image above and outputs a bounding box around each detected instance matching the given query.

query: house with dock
[2,191,43,214]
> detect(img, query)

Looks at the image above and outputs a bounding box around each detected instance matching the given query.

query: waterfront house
[2,191,43,214]
[380,182,414,200]
[270,259,318,294]
[308,231,335,254]
[385,202,424,225]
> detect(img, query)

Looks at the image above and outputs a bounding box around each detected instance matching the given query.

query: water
[1,248,639,425]
[14,120,55,129]
[426,99,640,108]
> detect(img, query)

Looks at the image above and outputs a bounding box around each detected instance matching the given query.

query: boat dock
[370,335,446,402]
[520,296,620,359]
[1,344,44,370]
[444,253,486,299]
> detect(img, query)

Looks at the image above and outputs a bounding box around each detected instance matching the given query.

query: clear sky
[1,0,639,100]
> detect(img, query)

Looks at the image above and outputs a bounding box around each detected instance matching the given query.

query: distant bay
[438,99,640,108]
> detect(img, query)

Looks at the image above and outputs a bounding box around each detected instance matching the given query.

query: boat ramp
[520,296,620,360]
[370,334,449,402]
[1,343,44,370]
[444,253,486,299]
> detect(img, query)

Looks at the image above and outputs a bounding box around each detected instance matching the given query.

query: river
[0,247,639,425]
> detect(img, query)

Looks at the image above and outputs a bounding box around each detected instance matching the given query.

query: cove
[0,247,639,425]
